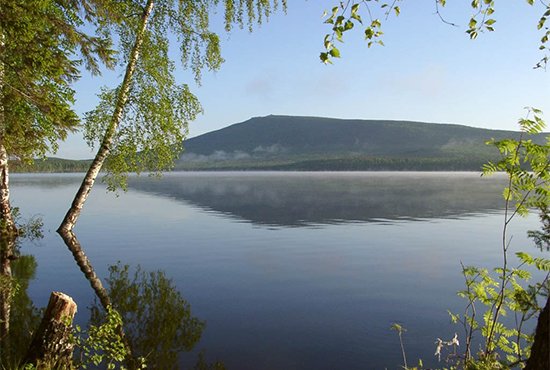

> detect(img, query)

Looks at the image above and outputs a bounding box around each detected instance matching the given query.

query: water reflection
[128,172,508,226]
[10,172,536,369]
[58,229,221,369]
[0,249,42,367]
[12,172,509,227]
[59,230,112,309]
[0,194,221,368]
[89,263,206,369]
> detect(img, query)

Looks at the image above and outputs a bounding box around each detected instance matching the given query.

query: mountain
[175,115,540,171]
[15,115,544,173]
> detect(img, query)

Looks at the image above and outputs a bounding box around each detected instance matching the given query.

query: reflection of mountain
[129,172,508,227]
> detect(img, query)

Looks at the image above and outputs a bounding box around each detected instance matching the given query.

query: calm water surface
[10,172,546,369]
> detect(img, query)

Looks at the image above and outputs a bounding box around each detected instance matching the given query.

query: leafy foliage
[320,1,399,63]
[0,0,115,161]
[83,0,286,190]
[482,109,550,216]
[73,307,138,370]
[450,263,547,367]
[527,205,550,252]
[321,1,550,66]
[444,111,550,368]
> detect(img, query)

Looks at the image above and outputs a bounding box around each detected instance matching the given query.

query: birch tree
[58,0,287,232]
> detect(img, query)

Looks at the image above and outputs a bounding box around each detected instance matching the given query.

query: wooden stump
[24,291,77,369]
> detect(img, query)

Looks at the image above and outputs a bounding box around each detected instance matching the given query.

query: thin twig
[434,0,459,27]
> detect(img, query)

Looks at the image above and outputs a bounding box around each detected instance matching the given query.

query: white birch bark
[58,0,155,233]
[0,27,17,238]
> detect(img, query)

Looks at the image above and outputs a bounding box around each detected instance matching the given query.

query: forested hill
[175,115,542,171]
[16,115,546,172]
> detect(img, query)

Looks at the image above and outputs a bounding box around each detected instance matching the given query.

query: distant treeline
[14,153,503,173]
[14,155,496,173]
[12,158,92,173]
[174,155,499,171]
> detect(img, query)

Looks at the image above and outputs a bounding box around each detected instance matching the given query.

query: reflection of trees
[0,238,14,350]
[59,229,111,309]
[0,252,42,367]
[58,227,224,369]
[9,255,42,358]
[0,208,43,367]
[90,263,205,369]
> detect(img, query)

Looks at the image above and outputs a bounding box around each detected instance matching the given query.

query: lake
[9,172,546,369]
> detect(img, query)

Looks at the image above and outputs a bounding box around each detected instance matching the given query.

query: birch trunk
[0,144,16,237]
[0,27,17,363]
[0,26,17,238]
[57,0,155,233]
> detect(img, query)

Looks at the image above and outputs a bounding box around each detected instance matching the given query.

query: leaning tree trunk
[57,0,154,233]
[524,294,549,370]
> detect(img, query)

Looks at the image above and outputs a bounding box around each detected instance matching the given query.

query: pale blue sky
[60,1,550,159]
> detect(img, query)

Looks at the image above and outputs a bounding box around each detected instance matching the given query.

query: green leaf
[329,47,341,58]
[534,257,550,271]
[365,27,374,39]
[351,13,363,24]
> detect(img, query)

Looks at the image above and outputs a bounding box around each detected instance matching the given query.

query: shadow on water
[127,172,509,227]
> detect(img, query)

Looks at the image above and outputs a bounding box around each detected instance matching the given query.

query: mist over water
[10,172,543,369]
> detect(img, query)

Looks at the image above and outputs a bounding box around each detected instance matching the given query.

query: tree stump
[24,291,77,369]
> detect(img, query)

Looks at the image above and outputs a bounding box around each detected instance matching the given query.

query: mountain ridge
[15,115,544,172]
[175,115,538,171]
